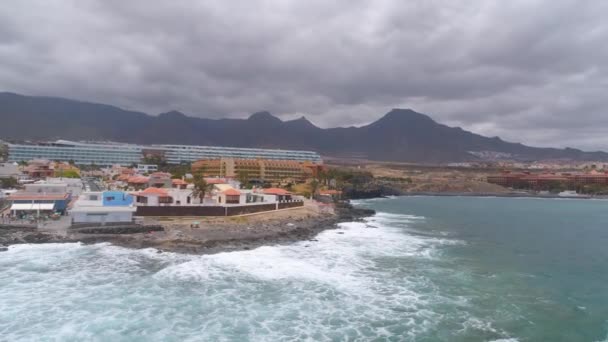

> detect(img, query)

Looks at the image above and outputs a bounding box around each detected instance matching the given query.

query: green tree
[88,163,100,171]
[309,179,319,197]
[0,177,18,188]
[57,169,80,179]
[164,162,191,179]
[142,155,167,167]
[0,144,8,161]
[191,172,212,201]
[317,170,329,187]
[237,170,250,187]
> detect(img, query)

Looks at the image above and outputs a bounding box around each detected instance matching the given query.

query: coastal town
[3,138,608,251]
[0,140,360,252]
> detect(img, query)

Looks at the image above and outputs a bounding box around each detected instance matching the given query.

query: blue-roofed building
[71,191,136,224]
[102,191,134,206]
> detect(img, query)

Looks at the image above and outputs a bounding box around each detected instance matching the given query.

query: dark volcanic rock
[342,183,405,199]
[70,225,164,235]
[335,201,376,221]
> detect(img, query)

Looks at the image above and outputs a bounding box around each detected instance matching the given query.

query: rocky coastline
[0,202,375,255]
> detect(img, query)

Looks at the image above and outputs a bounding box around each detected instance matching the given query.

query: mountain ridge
[0,92,606,163]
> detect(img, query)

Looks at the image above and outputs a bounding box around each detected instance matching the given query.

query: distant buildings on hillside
[487,169,608,190]
[449,160,608,170]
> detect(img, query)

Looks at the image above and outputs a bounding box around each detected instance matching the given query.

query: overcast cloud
[1,0,607,150]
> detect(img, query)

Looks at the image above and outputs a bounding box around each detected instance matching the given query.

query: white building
[71,191,136,224]
[0,162,19,178]
[0,189,18,199]
[137,164,158,173]
[24,182,69,194]
[39,178,84,196]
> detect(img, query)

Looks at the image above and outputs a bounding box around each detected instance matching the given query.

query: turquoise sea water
[1,196,607,341]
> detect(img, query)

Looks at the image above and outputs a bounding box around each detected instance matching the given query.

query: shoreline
[394,191,604,200]
[0,202,375,254]
[345,186,604,200]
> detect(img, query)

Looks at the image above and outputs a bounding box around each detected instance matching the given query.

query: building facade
[136,164,158,173]
[9,192,71,216]
[23,160,54,179]
[192,158,314,183]
[8,140,322,166]
[71,191,136,224]
[0,162,19,178]
[487,170,608,189]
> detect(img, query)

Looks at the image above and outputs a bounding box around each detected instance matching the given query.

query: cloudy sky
[1,1,607,150]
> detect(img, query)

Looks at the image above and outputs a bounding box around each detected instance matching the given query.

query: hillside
[1,92,607,163]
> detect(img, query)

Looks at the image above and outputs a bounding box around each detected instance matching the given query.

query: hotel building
[8,140,322,166]
[192,158,324,183]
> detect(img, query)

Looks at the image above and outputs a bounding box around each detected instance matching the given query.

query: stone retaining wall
[135,206,225,217]
[226,203,277,216]
[0,224,37,230]
[278,201,304,210]
[71,225,164,234]
[135,201,304,217]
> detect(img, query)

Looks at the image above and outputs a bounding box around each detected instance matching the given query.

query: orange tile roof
[150,172,171,178]
[134,187,169,197]
[263,188,291,195]
[222,189,241,196]
[172,179,188,185]
[127,176,149,184]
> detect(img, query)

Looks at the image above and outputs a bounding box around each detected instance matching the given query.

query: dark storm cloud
[1,0,608,150]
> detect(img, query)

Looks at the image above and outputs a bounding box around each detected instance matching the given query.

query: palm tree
[191,172,211,202]
[309,179,320,199]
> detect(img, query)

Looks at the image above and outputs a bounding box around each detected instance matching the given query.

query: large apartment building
[7,140,322,166]
[192,158,324,183]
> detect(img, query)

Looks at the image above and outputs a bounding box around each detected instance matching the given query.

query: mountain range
[1,92,607,163]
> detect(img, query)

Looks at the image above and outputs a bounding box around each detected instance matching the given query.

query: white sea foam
[0,211,488,341]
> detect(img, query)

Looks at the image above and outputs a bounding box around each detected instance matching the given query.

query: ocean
[1,196,607,341]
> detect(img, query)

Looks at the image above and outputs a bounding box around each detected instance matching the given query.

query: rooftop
[10,192,70,201]
[222,188,241,196]
[133,187,170,197]
[127,176,149,184]
[263,188,291,195]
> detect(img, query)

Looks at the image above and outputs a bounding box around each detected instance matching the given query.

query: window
[105,196,115,201]
[89,195,99,201]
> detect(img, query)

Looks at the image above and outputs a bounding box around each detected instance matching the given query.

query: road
[82,177,105,192]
